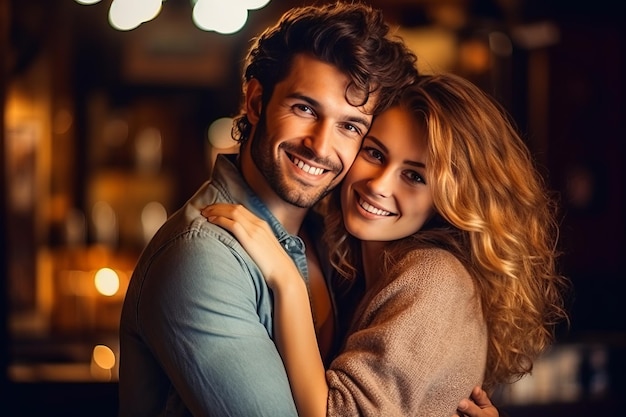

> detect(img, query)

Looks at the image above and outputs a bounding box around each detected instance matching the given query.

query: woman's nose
[366,168,394,198]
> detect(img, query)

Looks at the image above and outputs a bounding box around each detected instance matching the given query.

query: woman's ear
[245,78,263,125]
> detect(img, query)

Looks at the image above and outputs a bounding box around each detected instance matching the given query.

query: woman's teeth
[359,198,391,216]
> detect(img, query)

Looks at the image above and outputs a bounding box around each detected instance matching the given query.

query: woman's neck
[360,240,386,291]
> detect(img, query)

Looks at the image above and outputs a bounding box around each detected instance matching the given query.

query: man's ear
[245,78,263,125]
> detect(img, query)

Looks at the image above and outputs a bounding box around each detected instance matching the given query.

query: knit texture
[326,247,488,417]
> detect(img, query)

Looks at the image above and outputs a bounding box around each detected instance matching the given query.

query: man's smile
[288,154,327,176]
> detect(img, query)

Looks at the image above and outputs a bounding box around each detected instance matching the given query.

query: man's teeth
[359,198,391,216]
[292,157,324,176]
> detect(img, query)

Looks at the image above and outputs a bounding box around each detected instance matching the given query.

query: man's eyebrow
[287,93,371,130]
[348,115,371,130]
[288,93,319,107]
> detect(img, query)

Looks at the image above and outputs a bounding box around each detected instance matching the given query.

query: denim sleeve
[138,229,298,416]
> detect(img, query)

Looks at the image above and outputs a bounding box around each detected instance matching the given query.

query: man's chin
[274,174,335,208]
[281,189,327,209]
[284,195,319,209]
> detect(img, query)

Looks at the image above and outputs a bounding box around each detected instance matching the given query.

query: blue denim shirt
[119,154,308,417]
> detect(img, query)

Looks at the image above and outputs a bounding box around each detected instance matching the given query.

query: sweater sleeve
[326,248,488,417]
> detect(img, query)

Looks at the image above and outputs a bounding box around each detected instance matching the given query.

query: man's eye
[293,104,314,115]
[343,123,360,135]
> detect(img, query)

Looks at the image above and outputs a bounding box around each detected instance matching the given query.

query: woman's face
[340,105,435,243]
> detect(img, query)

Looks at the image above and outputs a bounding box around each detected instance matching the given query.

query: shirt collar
[211,153,305,254]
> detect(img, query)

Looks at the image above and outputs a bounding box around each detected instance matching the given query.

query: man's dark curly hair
[232,1,418,143]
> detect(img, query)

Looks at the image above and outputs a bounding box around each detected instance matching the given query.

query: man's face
[247,54,374,209]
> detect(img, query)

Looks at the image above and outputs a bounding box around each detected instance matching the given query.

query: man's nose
[303,120,334,157]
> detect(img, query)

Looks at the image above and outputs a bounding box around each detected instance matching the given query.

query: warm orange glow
[92,344,116,370]
[94,267,120,296]
[458,38,491,74]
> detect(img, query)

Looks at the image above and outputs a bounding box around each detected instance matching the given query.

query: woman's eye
[406,170,426,184]
[363,147,384,161]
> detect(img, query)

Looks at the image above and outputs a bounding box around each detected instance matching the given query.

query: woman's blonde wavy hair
[322,73,570,391]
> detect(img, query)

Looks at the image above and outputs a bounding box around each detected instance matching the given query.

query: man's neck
[238,151,309,235]
[266,201,309,235]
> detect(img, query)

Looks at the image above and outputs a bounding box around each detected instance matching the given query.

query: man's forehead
[278,56,374,114]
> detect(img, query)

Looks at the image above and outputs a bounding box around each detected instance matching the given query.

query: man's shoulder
[136,194,242,267]
[130,214,254,299]
[148,210,240,255]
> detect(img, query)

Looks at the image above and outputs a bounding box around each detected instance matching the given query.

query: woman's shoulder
[394,247,466,273]
[389,247,473,290]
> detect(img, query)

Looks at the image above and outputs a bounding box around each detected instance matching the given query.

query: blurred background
[1,0,624,415]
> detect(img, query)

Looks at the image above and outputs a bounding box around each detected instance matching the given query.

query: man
[119,3,499,416]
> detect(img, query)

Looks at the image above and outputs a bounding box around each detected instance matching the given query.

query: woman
[202,74,569,417]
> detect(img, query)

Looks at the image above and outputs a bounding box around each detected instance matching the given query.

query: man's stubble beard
[250,113,338,209]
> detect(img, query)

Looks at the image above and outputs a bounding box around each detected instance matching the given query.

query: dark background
[1,0,624,415]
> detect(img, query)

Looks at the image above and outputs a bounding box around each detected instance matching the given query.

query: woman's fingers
[201,204,297,287]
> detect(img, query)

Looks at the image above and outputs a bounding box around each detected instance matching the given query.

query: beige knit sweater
[326,247,488,417]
